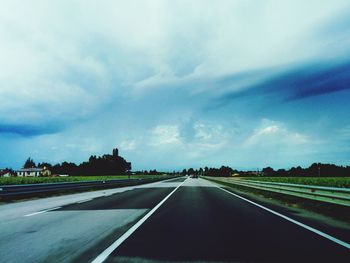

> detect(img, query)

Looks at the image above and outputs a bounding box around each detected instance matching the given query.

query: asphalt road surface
[0,177,349,263]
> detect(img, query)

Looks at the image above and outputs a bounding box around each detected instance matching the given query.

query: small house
[16,167,51,177]
[0,169,12,177]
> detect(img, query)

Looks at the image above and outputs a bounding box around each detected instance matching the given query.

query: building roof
[0,170,11,176]
[17,168,43,172]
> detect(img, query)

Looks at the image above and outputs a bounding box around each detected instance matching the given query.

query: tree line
[181,166,237,177]
[22,148,132,176]
[260,163,350,177]
[6,154,350,177]
[181,163,350,177]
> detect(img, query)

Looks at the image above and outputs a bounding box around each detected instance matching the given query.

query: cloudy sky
[1,0,350,171]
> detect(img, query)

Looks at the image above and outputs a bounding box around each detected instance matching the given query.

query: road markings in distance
[91,179,187,263]
[24,206,62,217]
[215,184,350,250]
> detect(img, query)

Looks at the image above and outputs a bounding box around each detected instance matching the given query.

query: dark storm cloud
[0,123,61,137]
[216,60,350,105]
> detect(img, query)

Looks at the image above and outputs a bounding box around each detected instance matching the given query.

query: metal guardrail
[0,176,177,199]
[203,177,350,207]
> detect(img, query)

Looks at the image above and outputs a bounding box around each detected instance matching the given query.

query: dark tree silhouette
[48,148,132,176]
[37,162,52,168]
[187,168,195,175]
[262,167,275,176]
[203,166,234,177]
[23,158,36,168]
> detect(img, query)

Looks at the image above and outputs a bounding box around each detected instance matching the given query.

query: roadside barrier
[203,177,350,207]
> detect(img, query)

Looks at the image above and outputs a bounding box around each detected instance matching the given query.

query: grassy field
[241,177,350,188]
[0,174,168,185]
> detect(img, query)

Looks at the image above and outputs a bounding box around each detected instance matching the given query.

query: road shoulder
[203,177,350,244]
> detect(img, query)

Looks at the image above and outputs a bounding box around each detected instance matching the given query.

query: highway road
[0,177,349,262]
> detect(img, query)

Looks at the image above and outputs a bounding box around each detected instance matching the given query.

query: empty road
[0,177,349,262]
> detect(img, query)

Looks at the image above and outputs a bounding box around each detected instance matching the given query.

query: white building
[16,168,43,177]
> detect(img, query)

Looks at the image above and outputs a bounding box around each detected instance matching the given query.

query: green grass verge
[240,176,350,188]
[0,174,167,185]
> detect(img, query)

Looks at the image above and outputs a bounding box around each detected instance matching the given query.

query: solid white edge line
[91,178,187,263]
[213,183,350,250]
[24,206,62,217]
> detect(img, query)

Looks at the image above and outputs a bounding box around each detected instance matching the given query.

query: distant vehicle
[190,175,198,178]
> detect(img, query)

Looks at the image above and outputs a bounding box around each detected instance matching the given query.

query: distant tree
[275,169,287,177]
[202,166,233,177]
[187,168,195,175]
[219,166,233,177]
[229,163,350,178]
[37,162,52,168]
[262,167,275,176]
[149,169,158,175]
[23,158,36,168]
[289,166,303,177]
[199,168,203,176]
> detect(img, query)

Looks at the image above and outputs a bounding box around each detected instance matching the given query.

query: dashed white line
[24,206,62,217]
[91,179,187,263]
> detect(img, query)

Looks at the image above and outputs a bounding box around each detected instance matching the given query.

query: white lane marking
[216,185,350,249]
[24,206,62,217]
[77,198,93,204]
[91,179,187,263]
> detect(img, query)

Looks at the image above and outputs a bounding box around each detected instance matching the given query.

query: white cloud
[1,0,348,126]
[120,140,137,151]
[146,121,230,162]
[150,125,182,146]
[190,122,229,155]
[243,119,308,148]
[194,122,213,140]
[0,0,349,170]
